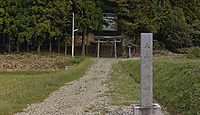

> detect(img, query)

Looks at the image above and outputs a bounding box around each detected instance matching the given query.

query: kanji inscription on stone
[140,33,153,108]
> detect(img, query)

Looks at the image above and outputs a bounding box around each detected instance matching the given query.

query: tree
[190,19,200,46]
[113,0,199,52]
[73,0,103,56]
[15,0,34,52]
[31,1,54,53]
[0,0,19,53]
[152,0,196,51]
[52,0,71,53]
[0,0,198,54]
[111,0,159,54]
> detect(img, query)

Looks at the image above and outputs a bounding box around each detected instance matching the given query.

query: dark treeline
[111,0,200,52]
[0,0,200,54]
[0,0,102,54]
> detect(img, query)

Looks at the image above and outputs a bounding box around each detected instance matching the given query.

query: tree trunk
[37,41,42,54]
[49,40,52,52]
[3,33,5,50]
[86,33,89,55]
[16,41,19,53]
[82,27,87,56]
[65,42,67,55]
[8,38,11,53]
[82,36,85,56]
[86,44,88,56]
[136,36,140,53]
[26,42,29,52]
[58,39,60,53]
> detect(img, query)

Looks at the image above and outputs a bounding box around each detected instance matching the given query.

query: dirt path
[15,58,132,115]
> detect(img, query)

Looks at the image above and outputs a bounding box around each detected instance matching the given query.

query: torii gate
[94,36,122,58]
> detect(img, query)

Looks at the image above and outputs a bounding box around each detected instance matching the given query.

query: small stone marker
[128,46,132,58]
[132,33,163,115]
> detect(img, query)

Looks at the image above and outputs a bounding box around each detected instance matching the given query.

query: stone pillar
[132,33,163,115]
[140,33,153,108]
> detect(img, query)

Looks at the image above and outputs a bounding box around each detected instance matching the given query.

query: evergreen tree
[72,0,102,56]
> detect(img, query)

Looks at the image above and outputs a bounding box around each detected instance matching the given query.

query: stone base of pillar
[132,103,163,115]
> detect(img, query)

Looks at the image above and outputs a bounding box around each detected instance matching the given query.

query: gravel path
[15,58,132,115]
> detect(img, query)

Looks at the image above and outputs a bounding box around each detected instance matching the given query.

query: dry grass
[0,53,70,71]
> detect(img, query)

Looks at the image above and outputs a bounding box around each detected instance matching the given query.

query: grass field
[0,57,92,115]
[109,57,200,115]
[107,60,140,106]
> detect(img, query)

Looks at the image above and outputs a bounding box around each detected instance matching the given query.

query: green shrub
[153,50,170,56]
[186,47,200,58]
[176,48,188,54]
[56,57,85,69]
[153,40,166,51]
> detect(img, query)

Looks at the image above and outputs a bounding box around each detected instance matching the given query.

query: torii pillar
[97,38,100,58]
[114,38,117,58]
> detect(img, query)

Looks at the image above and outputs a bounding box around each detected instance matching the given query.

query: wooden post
[114,38,117,58]
[97,38,100,58]
[111,43,113,56]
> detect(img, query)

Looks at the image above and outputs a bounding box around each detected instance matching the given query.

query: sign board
[102,13,118,31]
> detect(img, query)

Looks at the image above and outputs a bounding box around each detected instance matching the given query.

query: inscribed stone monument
[132,33,163,115]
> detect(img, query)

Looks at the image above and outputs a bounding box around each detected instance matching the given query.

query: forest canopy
[0,0,199,53]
